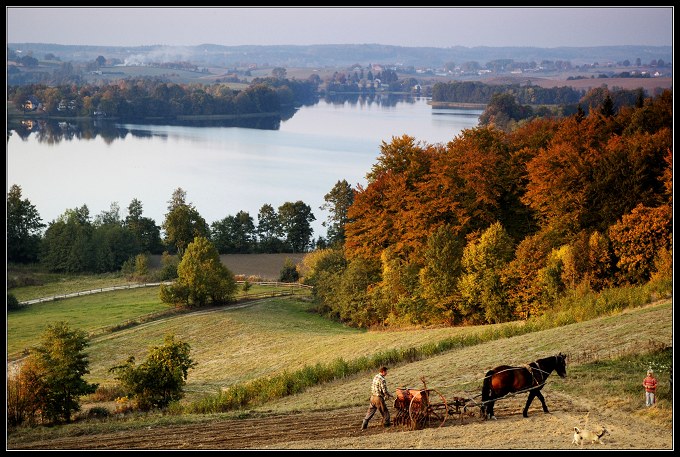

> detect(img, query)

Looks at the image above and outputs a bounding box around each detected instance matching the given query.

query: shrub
[85,406,111,420]
[110,334,196,411]
[7,293,20,311]
[279,258,300,283]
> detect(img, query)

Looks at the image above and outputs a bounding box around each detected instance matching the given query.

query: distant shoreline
[427,101,487,109]
[6,111,281,122]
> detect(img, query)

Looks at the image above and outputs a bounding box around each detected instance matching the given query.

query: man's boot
[361,419,368,431]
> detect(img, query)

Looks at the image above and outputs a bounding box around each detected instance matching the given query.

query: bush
[86,384,127,402]
[7,293,21,311]
[109,334,196,411]
[85,406,111,420]
[159,251,179,281]
[279,258,300,283]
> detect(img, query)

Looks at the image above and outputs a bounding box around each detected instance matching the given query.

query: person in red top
[643,369,658,407]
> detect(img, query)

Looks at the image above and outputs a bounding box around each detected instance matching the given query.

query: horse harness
[524,362,546,388]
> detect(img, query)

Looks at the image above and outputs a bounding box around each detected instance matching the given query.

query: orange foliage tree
[608,204,672,284]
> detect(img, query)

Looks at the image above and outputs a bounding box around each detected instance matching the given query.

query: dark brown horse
[480,353,567,420]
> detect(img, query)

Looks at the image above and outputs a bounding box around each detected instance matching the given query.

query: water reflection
[8,96,481,237]
[7,95,479,149]
[323,93,417,107]
[7,115,283,144]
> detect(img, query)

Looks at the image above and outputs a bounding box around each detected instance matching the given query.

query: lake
[7,96,482,239]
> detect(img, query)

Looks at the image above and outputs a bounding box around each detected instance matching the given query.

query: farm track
[12,406,367,449]
[14,392,670,450]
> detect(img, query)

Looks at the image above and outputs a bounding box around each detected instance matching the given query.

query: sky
[6,7,673,49]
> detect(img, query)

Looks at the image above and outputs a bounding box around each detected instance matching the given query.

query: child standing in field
[643,369,658,407]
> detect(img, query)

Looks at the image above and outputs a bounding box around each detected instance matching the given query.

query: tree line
[303,89,672,328]
[8,77,319,119]
[431,80,662,109]
[8,185,325,275]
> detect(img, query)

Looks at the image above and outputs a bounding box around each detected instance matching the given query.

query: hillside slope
[7,299,672,450]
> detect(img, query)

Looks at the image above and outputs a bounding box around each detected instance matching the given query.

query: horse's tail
[480,369,495,417]
[481,369,494,402]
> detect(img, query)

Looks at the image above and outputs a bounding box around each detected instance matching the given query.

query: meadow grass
[6,271,672,436]
[7,283,310,357]
[8,269,133,302]
[82,297,500,396]
[7,328,672,443]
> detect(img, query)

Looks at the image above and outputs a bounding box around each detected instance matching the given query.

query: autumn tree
[418,224,466,325]
[608,204,672,284]
[439,126,525,238]
[457,222,515,324]
[17,322,98,424]
[298,248,347,287]
[345,135,438,261]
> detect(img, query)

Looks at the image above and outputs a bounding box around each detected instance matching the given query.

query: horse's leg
[535,390,549,413]
[487,400,496,420]
[523,391,537,417]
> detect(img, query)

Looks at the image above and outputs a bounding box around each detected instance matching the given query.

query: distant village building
[23,96,40,111]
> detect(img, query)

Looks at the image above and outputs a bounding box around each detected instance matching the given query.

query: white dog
[572,426,609,446]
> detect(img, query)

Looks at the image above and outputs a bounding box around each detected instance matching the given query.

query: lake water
[7,96,481,238]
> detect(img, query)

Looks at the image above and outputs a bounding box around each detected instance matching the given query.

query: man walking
[361,366,393,430]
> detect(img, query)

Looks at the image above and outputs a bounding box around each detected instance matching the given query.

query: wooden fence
[19,281,312,306]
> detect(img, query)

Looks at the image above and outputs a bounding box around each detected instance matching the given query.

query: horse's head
[555,352,568,378]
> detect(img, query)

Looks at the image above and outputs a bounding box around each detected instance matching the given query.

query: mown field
[6,273,673,449]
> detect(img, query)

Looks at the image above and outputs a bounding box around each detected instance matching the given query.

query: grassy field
[6,282,311,359]
[8,282,672,402]
[6,294,672,449]
[44,294,505,397]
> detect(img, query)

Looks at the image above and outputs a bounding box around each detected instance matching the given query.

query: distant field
[148,252,307,281]
[220,253,306,280]
[81,65,243,86]
[485,75,672,93]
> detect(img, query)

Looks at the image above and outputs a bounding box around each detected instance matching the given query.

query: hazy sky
[6,7,673,48]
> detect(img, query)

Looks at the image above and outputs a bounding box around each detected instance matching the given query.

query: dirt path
[10,391,671,450]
